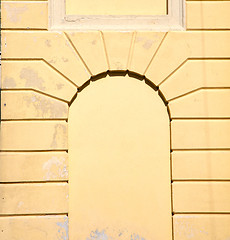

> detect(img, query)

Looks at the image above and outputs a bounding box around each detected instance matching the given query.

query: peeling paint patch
[23,93,67,118]
[83,228,147,240]
[51,124,67,148]
[86,229,112,240]
[57,216,69,240]
[43,156,68,180]
[174,219,209,239]
[131,233,145,240]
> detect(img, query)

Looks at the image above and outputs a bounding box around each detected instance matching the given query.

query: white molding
[49,0,185,31]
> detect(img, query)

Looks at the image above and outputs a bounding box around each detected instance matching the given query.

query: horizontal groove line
[2,1,48,2]
[188,0,230,3]
[0,150,66,153]
[188,57,230,61]
[187,29,230,31]
[0,150,68,153]
[1,58,44,61]
[169,87,230,102]
[172,180,230,182]
[186,87,230,89]
[171,117,230,120]
[159,57,230,89]
[1,58,79,88]
[0,181,68,184]
[1,119,68,122]
[2,57,230,62]
[173,212,230,214]
[171,118,230,121]
[0,213,68,218]
[172,148,230,151]
[159,58,230,88]
[159,57,230,91]
[1,29,48,31]
[1,88,70,104]
[0,119,67,122]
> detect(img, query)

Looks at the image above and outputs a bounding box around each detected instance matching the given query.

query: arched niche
[69,74,172,240]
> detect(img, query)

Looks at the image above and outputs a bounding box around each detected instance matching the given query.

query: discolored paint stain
[114,62,124,70]
[142,40,154,50]
[51,124,67,148]
[85,229,146,240]
[86,229,111,240]
[57,216,69,240]
[20,67,46,91]
[91,40,97,45]
[173,219,209,239]
[3,77,16,88]
[49,57,57,64]
[43,156,68,180]
[23,94,68,118]
[130,233,146,240]
[45,39,52,47]
[62,57,69,63]
[4,3,27,23]
[56,83,65,90]
[135,35,161,50]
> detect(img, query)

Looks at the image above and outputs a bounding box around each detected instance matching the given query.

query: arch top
[69,70,171,119]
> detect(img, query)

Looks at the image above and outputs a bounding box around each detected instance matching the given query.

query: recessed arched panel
[69,75,172,240]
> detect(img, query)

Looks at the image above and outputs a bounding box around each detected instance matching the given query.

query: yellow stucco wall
[1,0,230,239]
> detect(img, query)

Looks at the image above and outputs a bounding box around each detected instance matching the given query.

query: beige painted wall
[1,0,230,240]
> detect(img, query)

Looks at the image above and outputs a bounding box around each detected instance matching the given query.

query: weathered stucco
[1,0,230,239]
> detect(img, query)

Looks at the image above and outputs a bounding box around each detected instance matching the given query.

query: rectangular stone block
[0,152,68,182]
[0,183,68,214]
[173,182,230,213]
[0,121,68,151]
[1,2,48,29]
[0,215,68,240]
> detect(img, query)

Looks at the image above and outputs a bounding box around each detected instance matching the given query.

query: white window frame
[49,0,185,31]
